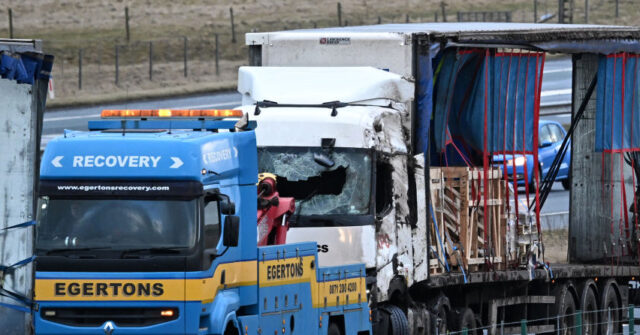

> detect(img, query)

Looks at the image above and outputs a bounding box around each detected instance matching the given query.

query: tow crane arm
[257,173,294,246]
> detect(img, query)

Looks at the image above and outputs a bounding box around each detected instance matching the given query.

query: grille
[41,307,178,327]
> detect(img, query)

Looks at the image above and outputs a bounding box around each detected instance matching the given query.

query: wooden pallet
[429,167,506,274]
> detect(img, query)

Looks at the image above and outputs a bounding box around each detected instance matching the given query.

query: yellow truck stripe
[35,257,367,308]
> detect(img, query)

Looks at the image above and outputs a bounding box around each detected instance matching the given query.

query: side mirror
[205,189,236,215]
[540,140,553,148]
[223,215,240,247]
[220,200,236,215]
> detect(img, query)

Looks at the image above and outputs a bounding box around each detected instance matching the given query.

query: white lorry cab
[238,67,421,303]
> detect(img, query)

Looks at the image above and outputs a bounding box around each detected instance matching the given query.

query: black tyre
[386,305,409,335]
[553,284,577,335]
[451,307,476,332]
[579,281,598,335]
[600,280,621,335]
[561,178,571,190]
[328,322,342,335]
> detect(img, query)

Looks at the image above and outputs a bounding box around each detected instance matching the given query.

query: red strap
[533,53,544,243]
[511,54,523,222]
[522,52,531,208]
[482,49,490,260]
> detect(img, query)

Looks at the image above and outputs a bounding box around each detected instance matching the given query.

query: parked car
[493,120,571,190]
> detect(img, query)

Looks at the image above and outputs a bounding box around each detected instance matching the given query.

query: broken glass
[258,147,372,215]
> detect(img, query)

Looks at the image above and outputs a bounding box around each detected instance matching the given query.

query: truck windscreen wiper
[254,100,395,117]
[38,247,113,255]
[120,247,187,258]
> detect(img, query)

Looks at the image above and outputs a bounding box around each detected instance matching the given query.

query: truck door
[258,244,317,335]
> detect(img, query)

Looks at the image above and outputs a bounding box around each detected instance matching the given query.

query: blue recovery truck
[33,110,371,335]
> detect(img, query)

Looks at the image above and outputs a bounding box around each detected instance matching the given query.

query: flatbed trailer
[242,23,640,334]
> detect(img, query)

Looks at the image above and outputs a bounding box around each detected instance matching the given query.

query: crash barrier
[540,211,569,231]
[439,305,637,335]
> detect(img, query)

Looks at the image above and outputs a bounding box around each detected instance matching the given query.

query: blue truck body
[34,118,371,335]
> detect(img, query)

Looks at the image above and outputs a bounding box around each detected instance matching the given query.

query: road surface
[42,57,573,214]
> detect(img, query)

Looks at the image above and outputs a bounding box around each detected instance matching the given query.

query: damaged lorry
[0,39,53,334]
[240,23,640,334]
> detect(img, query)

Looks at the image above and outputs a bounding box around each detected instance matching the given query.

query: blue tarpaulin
[0,52,53,85]
[596,53,640,152]
[432,48,544,158]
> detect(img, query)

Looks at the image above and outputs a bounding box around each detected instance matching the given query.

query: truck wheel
[579,281,598,335]
[451,308,476,332]
[328,322,342,335]
[600,281,620,335]
[386,305,409,335]
[553,284,577,335]
[561,178,571,190]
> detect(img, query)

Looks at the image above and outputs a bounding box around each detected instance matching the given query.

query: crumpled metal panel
[0,77,36,334]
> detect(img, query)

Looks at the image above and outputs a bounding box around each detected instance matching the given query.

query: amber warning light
[160,309,174,317]
[101,109,243,118]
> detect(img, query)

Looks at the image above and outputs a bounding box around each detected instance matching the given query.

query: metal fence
[13,0,629,102]
[457,11,512,22]
[43,34,234,97]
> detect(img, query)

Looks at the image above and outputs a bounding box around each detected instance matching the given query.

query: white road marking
[540,88,572,97]
[544,67,572,74]
[44,113,101,122]
[172,101,242,109]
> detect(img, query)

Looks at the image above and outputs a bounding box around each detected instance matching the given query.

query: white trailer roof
[247,22,640,50]
[252,22,626,34]
[238,66,414,105]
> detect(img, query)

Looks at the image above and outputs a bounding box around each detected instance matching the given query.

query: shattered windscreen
[258,147,373,216]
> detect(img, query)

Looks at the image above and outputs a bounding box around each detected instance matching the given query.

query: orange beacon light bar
[101,109,244,118]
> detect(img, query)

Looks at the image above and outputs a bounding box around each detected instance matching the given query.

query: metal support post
[148,41,153,80]
[214,33,219,76]
[8,8,13,38]
[78,49,82,90]
[115,45,119,86]
[229,7,236,43]
[125,7,130,43]
[183,37,188,77]
[584,0,589,23]
[520,319,527,335]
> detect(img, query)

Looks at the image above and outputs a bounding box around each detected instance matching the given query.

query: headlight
[507,156,527,166]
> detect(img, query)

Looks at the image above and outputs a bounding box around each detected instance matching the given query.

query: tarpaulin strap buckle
[0,256,36,314]
[2,220,36,231]
[0,287,34,313]
[0,255,36,274]
[0,301,31,314]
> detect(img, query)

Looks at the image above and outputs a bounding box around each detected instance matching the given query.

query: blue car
[493,120,571,190]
